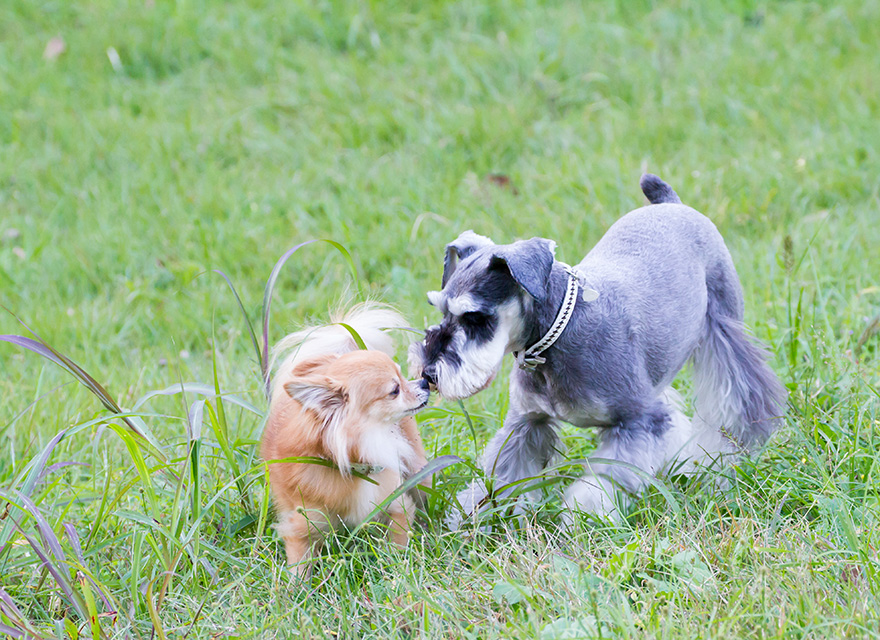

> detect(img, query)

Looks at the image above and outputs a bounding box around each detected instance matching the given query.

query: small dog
[410,174,786,523]
[262,305,430,576]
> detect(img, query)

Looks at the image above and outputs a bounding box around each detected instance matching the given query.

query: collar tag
[350,462,385,476]
[515,351,546,370]
[565,264,599,302]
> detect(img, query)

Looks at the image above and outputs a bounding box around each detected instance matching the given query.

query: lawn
[1,0,879,637]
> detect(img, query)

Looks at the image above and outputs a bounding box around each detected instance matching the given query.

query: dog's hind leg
[657,387,702,474]
[563,397,686,523]
[449,411,559,529]
[691,264,787,453]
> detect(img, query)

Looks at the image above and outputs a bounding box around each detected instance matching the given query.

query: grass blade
[0,335,77,380]
[145,581,168,640]
[0,325,166,461]
[179,458,356,548]
[78,571,103,640]
[64,523,113,611]
[0,430,69,553]
[211,269,262,374]
[542,457,683,519]
[204,402,250,511]
[261,239,358,393]
[130,531,144,614]
[353,455,465,533]
[38,461,88,484]
[17,430,67,498]
[0,587,49,640]
[11,491,67,562]
[63,522,84,563]
[189,436,201,520]
[0,589,27,623]
[252,463,272,555]
[12,526,87,620]
[335,323,367,350]
[0,588,51,640]
[187,399,206,442]
[0,624,24,639]
[132,382,262,417]
[108,426,160,522]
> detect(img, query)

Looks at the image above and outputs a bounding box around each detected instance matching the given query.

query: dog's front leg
[278,508,329,579]
[450,410,559,528]
[387,495,416,547]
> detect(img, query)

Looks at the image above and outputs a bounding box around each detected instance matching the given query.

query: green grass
[2,0,879,637]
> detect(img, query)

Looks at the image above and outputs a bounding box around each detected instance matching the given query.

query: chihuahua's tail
[270,302,409,385]
[640,173,682,205]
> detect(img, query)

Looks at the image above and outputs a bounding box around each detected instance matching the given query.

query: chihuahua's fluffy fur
[262,304,429,576]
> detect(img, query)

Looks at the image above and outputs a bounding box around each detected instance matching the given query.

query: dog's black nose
[419,378,431,392]
[422,367,437,387]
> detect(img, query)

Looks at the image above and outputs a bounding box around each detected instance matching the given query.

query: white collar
[514,264,598,370]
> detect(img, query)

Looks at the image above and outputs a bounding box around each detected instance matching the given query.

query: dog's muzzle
[421,368,437,391]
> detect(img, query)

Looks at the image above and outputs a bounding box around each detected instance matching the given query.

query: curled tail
[640,173,682,204]
[270,302,409,393]
[692,308,787,450]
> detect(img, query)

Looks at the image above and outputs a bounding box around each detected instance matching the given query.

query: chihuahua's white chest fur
[358,421,418,475]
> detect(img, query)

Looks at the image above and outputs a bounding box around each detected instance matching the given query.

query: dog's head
[284,350,430,472]
[409,231,556,400]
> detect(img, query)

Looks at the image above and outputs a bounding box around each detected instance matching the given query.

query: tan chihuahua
[262,305,430,577]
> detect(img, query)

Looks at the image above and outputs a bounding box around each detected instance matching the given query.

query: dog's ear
[442,230,495,288]
[489,237,557,302]
[290,353,339,377]
[426,290,445,308]
[284,374,347,426]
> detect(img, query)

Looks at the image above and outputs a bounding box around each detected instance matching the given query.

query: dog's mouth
[405,396,431,415]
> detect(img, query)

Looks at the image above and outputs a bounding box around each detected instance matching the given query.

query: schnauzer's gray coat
[411,174,786,522]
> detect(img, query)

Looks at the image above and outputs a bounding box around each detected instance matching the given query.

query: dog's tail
[691,297,787,451]
[640,173,682,204]
[270,302,409,388]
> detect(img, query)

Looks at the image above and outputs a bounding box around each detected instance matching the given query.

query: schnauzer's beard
[412,300,524,401]
[433,334,505,400]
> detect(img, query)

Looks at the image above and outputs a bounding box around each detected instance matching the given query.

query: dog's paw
[445,480,487,530]
[562,475,625,526]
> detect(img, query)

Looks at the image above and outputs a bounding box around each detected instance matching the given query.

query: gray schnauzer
[410,174,786,523]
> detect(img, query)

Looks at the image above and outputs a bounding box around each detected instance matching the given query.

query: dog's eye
[460,311,489,326]
[458,310,497,342]
[389,384,400,398]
